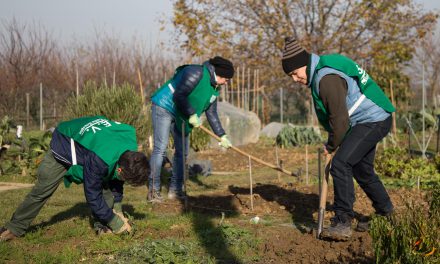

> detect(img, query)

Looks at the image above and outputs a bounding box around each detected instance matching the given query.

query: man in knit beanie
[282,37,395,241]
[148,56,234,202]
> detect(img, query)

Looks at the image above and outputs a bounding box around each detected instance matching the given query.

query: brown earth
[0,182,34,192]
[150,143,429,263]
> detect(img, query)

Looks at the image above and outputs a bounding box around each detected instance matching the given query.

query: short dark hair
[118,151,149,186]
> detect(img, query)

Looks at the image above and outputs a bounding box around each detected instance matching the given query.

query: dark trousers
[330,116,394,221]
[5,151,115,236]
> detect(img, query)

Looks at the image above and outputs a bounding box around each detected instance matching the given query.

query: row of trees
[1,1,440,125]
[0,19,175,121]
[172,0,439,118]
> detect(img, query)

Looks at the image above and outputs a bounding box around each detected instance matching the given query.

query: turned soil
[150,143,428,263]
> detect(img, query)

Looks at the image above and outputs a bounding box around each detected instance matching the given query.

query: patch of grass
[26,246,82,264]
[112,238,215,264]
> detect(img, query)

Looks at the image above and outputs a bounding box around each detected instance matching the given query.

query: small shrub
[370,185,440,263]
[64,82,151,142]
[276,126,322,148]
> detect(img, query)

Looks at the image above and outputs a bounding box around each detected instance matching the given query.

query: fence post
[280,88,283,123]
[40,83,43,131]
[26,93,30,128]
[437,115,440,153]
[237,66,240,108]
[305,144,309,185]
[76,64,79,102]
[242,66,245,110]
[408,121,411,156]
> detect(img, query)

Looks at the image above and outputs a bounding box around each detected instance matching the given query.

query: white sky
[0,0,174,45]
[0,0,438,47]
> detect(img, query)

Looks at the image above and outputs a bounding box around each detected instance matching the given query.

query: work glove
[113,202,122,213]
[219,135,232,149]
[108,210,132,234]
[188,114,201,127]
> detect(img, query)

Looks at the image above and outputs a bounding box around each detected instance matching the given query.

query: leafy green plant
[64,82,151,142]
[0,115,15,147]
[370,185,440,263]
[189,122,210,151]
[0,130,51,178]
[375,147,440,187]
[276,126,322,148]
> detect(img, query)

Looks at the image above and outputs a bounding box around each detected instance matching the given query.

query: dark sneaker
[0,227,17,242]
[355,215,370,232]
[168,190,187,200]
[147,190,163,203]
[321,217,352,241]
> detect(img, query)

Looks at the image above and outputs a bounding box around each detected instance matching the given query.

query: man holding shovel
[281,37,395,241]
[0,116,149,241]
[148,56,234,202]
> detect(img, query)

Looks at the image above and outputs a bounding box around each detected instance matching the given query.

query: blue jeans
[149,104,189,192]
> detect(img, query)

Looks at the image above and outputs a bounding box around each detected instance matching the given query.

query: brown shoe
[0,227,17,242]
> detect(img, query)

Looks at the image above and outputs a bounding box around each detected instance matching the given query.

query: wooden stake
[390,79,397,138]
[305,144,309,185]
[39,83,43,131]
[249,156,253,211]
[261,71,265,125]
[253,70,257,112]
[247,68,250,111]
[137,68,145,105]
[26,93,29,128]
[275,145,281,182]
[76,64,79,102]
[242,66,245,109]
[237,66,240,108]
[256,70,260,120]
[182,122,188,210]
[231,79,234,106]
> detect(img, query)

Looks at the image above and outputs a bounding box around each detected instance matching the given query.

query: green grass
[0,173,268,263]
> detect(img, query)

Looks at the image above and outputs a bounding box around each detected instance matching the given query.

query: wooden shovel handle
[317,153,332,238]
[198,125,296,176]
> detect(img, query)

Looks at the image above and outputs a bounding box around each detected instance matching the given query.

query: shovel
[317,152,332,238]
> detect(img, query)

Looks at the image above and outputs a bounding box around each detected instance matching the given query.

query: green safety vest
[56,116,138,187]
[152,65,219,135]
[308,54,395,131]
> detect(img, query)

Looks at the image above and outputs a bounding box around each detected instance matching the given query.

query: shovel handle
[317,153,332,238]
[198,125,296,176]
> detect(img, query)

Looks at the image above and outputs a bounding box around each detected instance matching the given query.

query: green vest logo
[355,64,369,85]
[79,118,117,135]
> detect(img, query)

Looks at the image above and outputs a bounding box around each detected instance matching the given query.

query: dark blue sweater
[50,129,123,223]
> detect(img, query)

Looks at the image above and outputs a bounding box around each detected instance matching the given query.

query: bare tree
[172,0,438,118]
[0,19,57,115]
[410,33,440,109]
[0,19,177,122]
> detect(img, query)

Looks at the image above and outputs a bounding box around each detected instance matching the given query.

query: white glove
[188,114,201,127]
[219,135,232,149]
